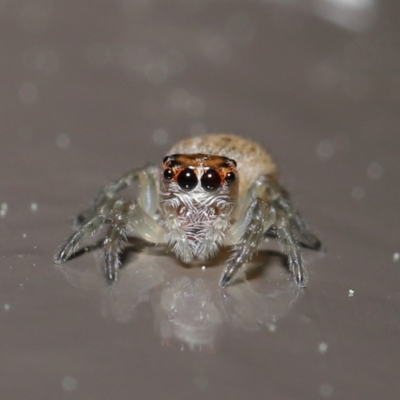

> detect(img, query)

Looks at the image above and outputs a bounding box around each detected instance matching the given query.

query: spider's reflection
[60,241,303,351]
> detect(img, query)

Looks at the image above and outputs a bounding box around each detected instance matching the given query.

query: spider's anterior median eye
[225,172,236,184]
[163,168,174,181]
[177,168,198,190]
[201,169,221,192]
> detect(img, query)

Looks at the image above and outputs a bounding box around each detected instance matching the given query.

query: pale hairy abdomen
[168,134,278,196]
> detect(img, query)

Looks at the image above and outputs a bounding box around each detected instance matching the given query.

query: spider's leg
[275,209,307,287]
[101,200,166,284]
[54,201,116,264]
[221,173,322,287]
[267,178,322,251]
[265,175,322,286]
[221,197,276,287]
[76,164,159,225]
[55,164,161,265]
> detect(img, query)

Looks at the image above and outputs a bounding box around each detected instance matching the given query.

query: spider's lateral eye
[177,168,198,191]
[229,158,237,167]
[163,168,174,181]
[225,172,236,184]
[201,169,221,192]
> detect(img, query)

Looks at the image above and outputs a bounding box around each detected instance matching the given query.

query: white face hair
[159,154,239,262]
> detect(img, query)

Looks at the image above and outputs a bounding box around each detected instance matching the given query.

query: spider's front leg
[220,193,276,287]
[54,165,165,283]
[220,174,320,287]
[99,200,165,283]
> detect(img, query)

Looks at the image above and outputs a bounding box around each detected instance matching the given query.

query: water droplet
[318,342,328,353]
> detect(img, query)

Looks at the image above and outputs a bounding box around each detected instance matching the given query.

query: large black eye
[225,172,236,184]
[201,169,221,192]
[163,168,174,181]
[177,168,198,191]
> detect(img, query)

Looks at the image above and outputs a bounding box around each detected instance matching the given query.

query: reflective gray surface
[1,1,399,399]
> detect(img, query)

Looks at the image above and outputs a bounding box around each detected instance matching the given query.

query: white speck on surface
[22,233,27,239]
[152,128,169,145]
[268,324,276,332]
[0,203,8,217]
[318,342,328,354]
[201,266,206,271]
[56,133,70,149]
[348,289,355,297]
[351,186,364,200]
[316,140,334,159]
[367,161,383,180]
[30,203,38,212]
[61,376,77,392]
[319,383,334,397]
[4,304,10,312]
[19,83,38,104]
[393,252,400,262]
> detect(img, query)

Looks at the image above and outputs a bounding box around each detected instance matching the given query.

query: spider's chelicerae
[55,134,322,287]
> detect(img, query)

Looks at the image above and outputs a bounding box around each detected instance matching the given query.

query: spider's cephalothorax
[55,134,322,287]
[159,154,238,263]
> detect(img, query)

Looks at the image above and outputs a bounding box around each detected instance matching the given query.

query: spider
[54,134,322,287]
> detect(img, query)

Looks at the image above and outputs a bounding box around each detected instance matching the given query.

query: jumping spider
[55,134,322,287]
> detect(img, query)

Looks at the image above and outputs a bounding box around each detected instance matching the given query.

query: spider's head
[159,153,239,261]
[161,153,238,195]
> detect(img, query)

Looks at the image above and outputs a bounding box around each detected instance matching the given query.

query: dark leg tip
[219,274,231,288]
[294,273,307,288]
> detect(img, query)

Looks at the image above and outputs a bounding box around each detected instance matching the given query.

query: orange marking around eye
[163,153,238,183]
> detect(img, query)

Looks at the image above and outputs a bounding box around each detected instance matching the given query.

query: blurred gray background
[1,0,399,399]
